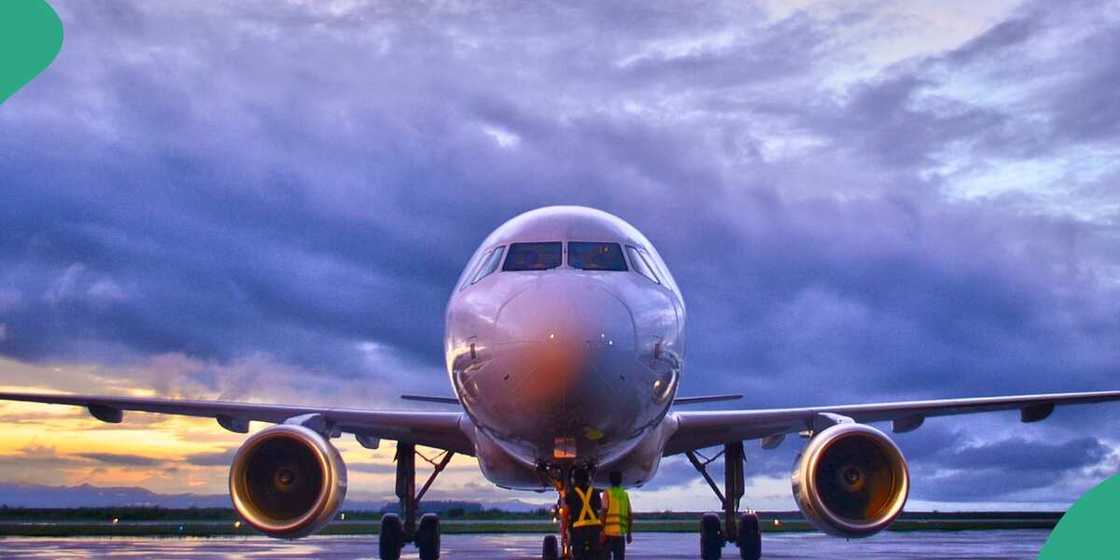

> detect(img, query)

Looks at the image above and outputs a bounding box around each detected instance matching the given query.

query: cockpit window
[471,245,505,284]
[569,242,628,271]
[626,245,660,284]
[503,242,563,271]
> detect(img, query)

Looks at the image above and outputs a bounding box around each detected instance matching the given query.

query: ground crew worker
[565,467,602,560]
[601,470,632,560]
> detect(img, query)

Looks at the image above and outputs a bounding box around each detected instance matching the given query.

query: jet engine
[229,424,347,538]
[792,423,909,538]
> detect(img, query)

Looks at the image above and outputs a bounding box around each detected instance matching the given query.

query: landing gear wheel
[542,534,560,560]
[700,512,723,560]
[736,512,761,560]
[416,513,441,560]
[379,513,404,560]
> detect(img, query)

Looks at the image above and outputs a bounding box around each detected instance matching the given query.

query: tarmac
[0,529,1049,559]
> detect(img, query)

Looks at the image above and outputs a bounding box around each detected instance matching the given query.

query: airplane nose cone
[493,275,638,450]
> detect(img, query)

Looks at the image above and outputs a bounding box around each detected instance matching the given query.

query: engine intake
[229,424,347,538]
[792,423,909,538]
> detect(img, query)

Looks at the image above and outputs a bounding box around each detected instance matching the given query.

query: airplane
[1,205,1118,560]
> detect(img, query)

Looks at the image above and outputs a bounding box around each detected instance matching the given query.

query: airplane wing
[0,391,474,455]
[663,389,1120,455]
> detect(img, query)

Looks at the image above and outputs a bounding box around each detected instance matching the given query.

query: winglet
[401,394,461,405]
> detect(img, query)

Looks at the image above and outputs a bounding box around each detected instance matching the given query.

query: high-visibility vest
[571,486,602,528]
[603,486,631,536]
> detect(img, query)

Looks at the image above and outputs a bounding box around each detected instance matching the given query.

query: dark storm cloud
[937,0,1120,146]
[906,434,1114,502]
[895,424,1118,503]
[183,449,236,467]
[0,0,1118,505]
[347,462,398,475]
[945,436,1109,472]
[76,452,164,467]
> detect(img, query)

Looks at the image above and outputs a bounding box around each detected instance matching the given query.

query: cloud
[76,452,164,467]
[912,435,1117,504]
[0,289,20,312]
[0,0,1117,508]
[943,436,1110,472]
[182,449,236,467]
[347,462,398,475]
[1,445,163,472]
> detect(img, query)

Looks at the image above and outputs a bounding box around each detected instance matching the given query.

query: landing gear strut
[537,464,579,560]
[686,442,761,560]
[551,466,572,560]
[379,442,455,560]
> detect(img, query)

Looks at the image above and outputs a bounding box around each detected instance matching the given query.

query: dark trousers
[570,525,602,560]
[604,535,626,560]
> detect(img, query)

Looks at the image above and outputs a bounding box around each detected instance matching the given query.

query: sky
[0,0,1118,512]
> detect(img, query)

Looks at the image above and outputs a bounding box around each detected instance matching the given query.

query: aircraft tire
[379,514,404,560]
[736,512,761,560]
[417,513,441,560]
[542,534,560,560]
[700,512,723,560]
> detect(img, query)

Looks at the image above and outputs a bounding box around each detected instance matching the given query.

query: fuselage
[444,207,686,489]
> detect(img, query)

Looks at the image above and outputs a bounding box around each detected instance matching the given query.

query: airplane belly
[469,414,671,490]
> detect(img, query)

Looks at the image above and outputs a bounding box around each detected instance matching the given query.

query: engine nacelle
[792,423,909,538]
[229,424,347,539]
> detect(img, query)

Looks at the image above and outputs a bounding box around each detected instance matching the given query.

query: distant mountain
[0,482,391,509]
[0,483,549,512]
[475,499,553,513]
[0,483,231,508]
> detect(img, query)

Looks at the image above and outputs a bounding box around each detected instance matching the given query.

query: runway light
[773,519,781,527]
[234,520,242,528]
[111,517,119,525]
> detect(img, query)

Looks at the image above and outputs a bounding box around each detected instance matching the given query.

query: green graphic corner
[1038,473,1120,559]
[0,0,64,105]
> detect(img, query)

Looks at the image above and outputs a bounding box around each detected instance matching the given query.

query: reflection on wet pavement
[0,530,1048,559]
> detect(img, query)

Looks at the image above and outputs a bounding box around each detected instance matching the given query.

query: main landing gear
[686,442,762,560]
[379,442,455,560]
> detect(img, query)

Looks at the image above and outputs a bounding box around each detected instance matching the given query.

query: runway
[0,530,1048,559]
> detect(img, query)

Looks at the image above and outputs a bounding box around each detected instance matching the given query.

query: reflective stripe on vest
[603,486,631,536]
[572,486,601,528]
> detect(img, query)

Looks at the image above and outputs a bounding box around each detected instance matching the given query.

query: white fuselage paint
[444,207,686,489]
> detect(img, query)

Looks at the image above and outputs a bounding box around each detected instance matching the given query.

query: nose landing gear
[378,442,455,560]
[542,533,561,560]
[686,442,761,560]
[549,467,572,560]
[536,464,581,560]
